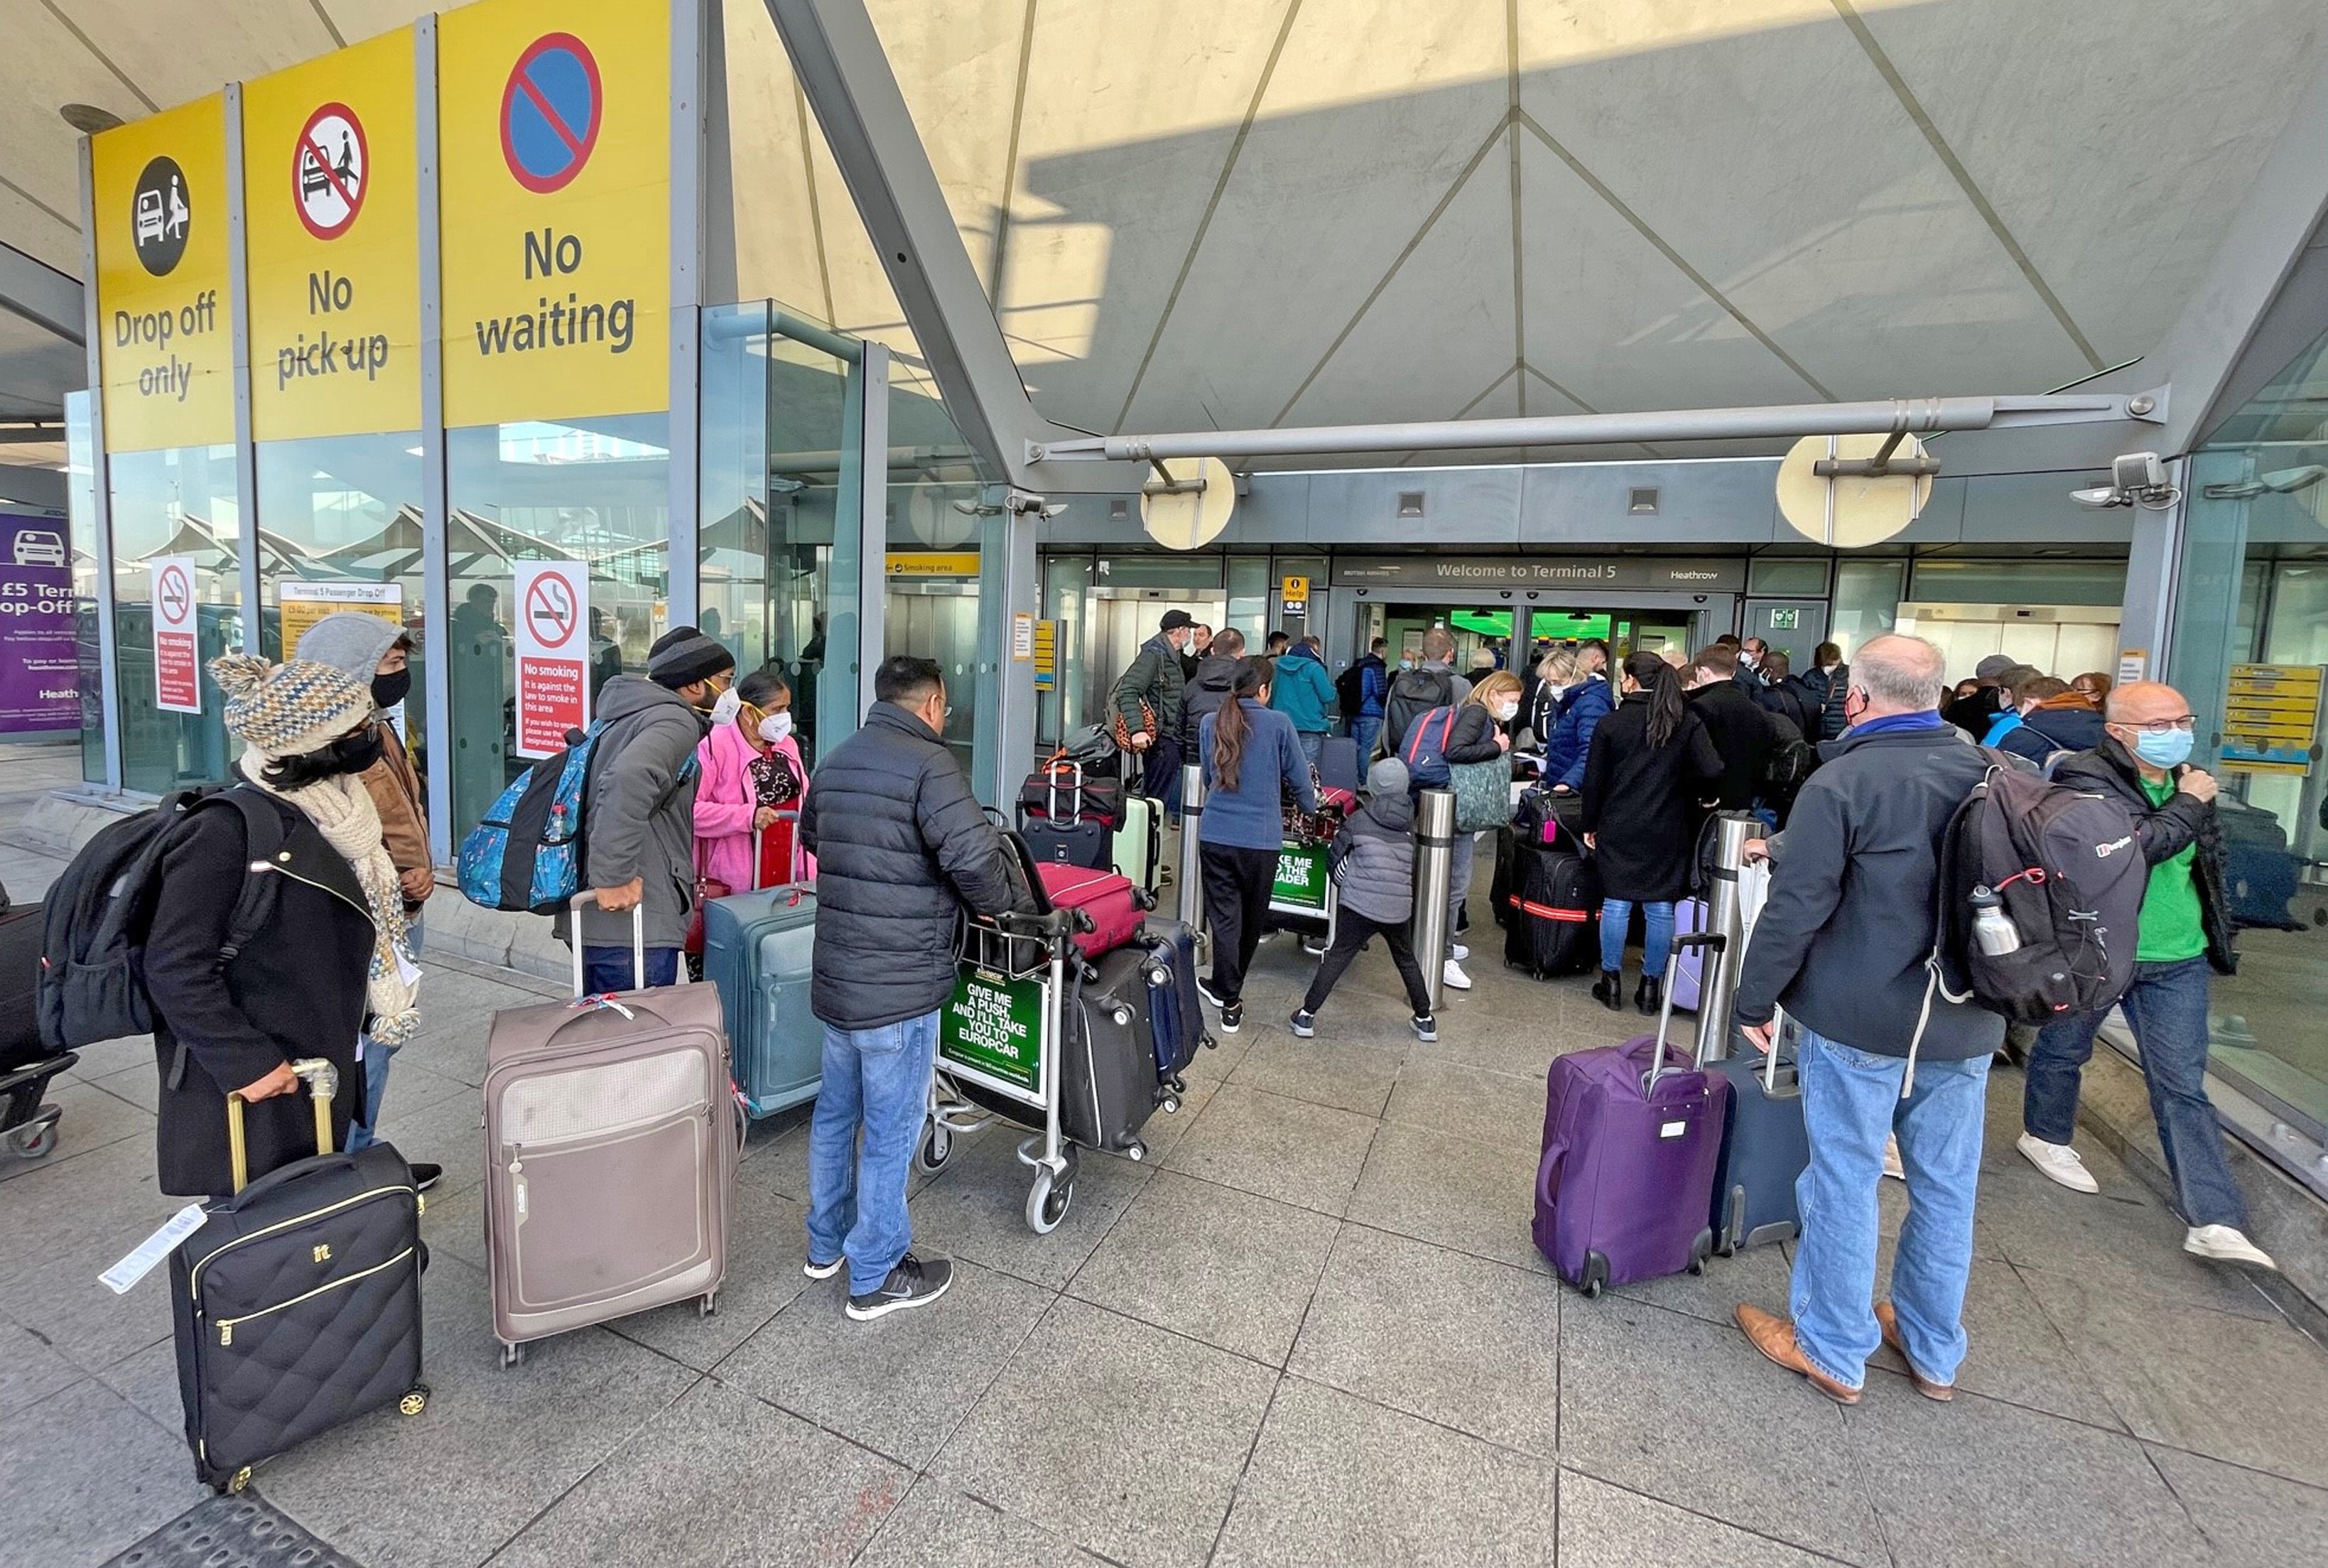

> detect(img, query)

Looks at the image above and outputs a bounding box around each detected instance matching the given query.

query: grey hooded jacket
[1333,757,1418,926]
[570,675,707,951]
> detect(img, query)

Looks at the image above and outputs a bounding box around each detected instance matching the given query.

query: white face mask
[1493,701,1520,723]
[709,686,743,724]
[758,711,794,744]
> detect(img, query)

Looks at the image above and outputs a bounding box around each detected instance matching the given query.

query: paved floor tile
[1160,1083,1379,1216]
[374,1085,489,1202]
[1975,1162,2277,1319]
[1560,1296,1888,1564]
[256,1255,700,1568]
[1213,1377,1560,1567]
[1613,1233,1792,1326]
[1841,1378,2211,1567]
[1179,1024,1254,1083]
[605,1184,809,1370]
[0,1312,85,1418]
[1382,1057,1544,1153]
[1412,1009,1609,1081]
[1130,1073,1216,1164]
[1289,1224,1559,1456]
[908,1125,1152,1290]
[0,1375,206,1565]
[931,1296,1276,1568]
[853,1478,1111,1567]
[0,1074,150,1182]
[1068,1168,1340,1365]
[1556,1470,1836,1567]
[1226,1028,1406,1116]
[1343,1120,1546,1272]
[489,1378,908,1567]
[0,1141,180,1375]
[1864,1250,2123,1429]
[2020,1267,2328,1487]
[716,1257,1051,1468]
[2146,1443,2328,1566]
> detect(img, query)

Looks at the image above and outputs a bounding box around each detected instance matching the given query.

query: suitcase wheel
[1159,1091,1181,1115]
[1688,1231,1713,1277]
[1580,1251,1610,1299]
[501,1341,524,1370]
[915,1118,955,1174]
[399,1384,431,1417]
[699,1291,718,1319]
[1027,1167,1073,1233]
[1122,1139,1146,1163]
[6,1113,58,1160]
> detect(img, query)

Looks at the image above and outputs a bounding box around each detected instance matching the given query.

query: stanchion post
[1177,761,1207,946]
[1696,813,1759,1062]
[1412,789,1456,1013]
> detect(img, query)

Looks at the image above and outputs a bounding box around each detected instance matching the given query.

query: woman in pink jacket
[693,667,810,894]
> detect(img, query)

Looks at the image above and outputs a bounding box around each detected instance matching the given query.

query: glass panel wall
[2169,320,2328,1146]
[1831,558,1905,659]
[1225,556,1271,646]
[109,444,240,791]
[65,394,104,786]
[1039,552,1092,747]
[884,375,989,784]
[444,416,671,841]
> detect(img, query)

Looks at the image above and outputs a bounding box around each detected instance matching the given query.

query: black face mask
[372,669,412,710]
[329,725,384,774]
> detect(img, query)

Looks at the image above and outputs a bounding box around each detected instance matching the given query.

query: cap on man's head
[649,632,736,690]
[1159,610,1196,633]
[1974,654,2015,682]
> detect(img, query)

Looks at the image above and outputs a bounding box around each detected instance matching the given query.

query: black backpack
[1930,754,2147,1026]
[1334,662,1366,723]
[38,788,281,1053]
[1382,666,1455,757]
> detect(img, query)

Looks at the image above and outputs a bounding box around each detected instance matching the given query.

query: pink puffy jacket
[692,720,811,890]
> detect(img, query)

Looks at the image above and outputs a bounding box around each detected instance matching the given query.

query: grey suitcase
[483,900,740,1365]
[1113,791,1162,892]
[703,884,820,1118]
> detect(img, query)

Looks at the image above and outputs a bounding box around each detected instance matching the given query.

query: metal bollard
[1177,761,1207,944]
[1696,812,1760,1062]
[1412,789,1456,1013]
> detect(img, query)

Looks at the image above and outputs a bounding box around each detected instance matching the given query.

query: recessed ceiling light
[60,104,124,134]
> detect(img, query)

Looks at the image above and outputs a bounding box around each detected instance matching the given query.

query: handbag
[683,841,733,958]
[1448,752,1513,834]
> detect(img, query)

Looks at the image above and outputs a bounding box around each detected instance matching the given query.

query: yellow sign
[1282,575,1310,604]
[2222,663,2324,774]
[279,580,404,654]
[438,0,671,428]
[244,28,422,441]
[1032,619,1057,690]
[887,552,982,578]
[92,95,233,453]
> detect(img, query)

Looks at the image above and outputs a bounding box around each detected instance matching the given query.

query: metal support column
[847,340,889,720]
[79,139,122,791]
[978,502,1040,808]
[664,0,706,631]
[1412,789,1456,1013]
[416,18,454,863]
[224,85,261,654]
[1696,813,1760,1063]
[1177,761,1206,945]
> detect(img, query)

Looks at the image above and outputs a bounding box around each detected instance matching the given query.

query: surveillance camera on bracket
[2071,452,2179,511]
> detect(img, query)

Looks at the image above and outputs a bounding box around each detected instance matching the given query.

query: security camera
[2113,452,2169,493]
[2069,485,2127,509]
[2072,452,2180,511]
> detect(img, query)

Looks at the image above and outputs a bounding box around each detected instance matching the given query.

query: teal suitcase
[703,886,821,1118]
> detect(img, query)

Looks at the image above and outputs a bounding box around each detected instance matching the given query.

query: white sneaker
[1450,942,1471,961]
[2184,1225,2278,1270]
[1882,1136,1905,1182]
[2017,1132,2100,1194]
[1442,960,1473,991]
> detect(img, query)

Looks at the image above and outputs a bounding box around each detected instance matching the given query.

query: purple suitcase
[1532,931,1730,1294]
[1669,898,1710,1010]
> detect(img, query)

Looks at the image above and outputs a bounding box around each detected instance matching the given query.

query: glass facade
[884,376,990,786]
[2169,321,2328,1145]
[108,444,241,793]
[64,393,104,786]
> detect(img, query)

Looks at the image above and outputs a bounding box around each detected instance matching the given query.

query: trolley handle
[1647,931,1726,1093]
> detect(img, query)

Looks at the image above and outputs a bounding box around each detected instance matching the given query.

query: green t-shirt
[2135,774,2208,963]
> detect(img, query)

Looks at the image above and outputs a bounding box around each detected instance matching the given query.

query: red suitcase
[1036,863,1146,961]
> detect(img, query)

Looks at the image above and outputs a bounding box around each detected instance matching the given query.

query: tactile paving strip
[103,1491,362,1568]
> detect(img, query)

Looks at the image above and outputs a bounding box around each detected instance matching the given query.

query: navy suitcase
[1022,816,1111,870]
[1137,921,1208,1084]
[1708,1029,1809,1255]
[2216,797,2302,931]
[1317,735,1362,796]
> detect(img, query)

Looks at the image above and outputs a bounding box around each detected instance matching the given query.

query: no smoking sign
[293,102,367,239]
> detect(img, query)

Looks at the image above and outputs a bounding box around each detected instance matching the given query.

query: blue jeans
[1351,715,1381,762]
[806,1010,941,1295]
[1298,731,1325,767]
[350,916,420,1153]
[2025,956,2248,1229]
[1598,898,1674,976]
[582,944,680,995]
[1790,1029,1989,1392]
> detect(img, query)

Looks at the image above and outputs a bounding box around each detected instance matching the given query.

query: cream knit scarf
[239,747,422,1045]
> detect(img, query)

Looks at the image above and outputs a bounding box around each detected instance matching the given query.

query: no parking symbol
[501,33,602,193]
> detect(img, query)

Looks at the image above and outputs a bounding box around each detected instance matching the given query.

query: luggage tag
[99,1204,209,1294]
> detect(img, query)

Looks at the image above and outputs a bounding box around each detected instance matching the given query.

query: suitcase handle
[568,892,649,999]
[227,1056,338,1194]
[1646,932,1724,1093]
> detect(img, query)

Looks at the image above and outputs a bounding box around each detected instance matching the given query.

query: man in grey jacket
[1731,634,2004,1407]
[574,627,731,993]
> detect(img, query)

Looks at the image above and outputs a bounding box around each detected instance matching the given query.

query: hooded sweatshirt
[1332,757,1419,925]
[292,610,430,897]
[568,676,708,951]
[1268,642,1336,734]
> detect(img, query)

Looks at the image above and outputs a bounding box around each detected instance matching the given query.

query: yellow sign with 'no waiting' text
[243,26,422,442]
[92,95,232,453]
[438,0,670,428]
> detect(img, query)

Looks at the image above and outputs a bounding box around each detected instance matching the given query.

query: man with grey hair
[1731,634,2005,1405]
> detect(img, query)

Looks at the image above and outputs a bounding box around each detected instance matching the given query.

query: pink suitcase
[1036,862,1147,961]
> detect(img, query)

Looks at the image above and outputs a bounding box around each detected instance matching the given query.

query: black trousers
[1139,735,1184,800]
[1201,843,1278,1002]
[1302,909,1434,1018]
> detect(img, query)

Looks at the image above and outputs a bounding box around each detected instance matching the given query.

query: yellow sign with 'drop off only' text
[438,0,670,428]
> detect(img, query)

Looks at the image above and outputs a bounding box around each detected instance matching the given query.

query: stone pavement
[3,763,2326,1565]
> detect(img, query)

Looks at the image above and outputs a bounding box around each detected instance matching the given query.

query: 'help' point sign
[514,561,590,758]
[151,555,201,713]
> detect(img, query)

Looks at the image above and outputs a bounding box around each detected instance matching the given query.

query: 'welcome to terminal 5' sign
[1331,556,1746,593]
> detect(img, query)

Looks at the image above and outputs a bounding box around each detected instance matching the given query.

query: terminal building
[3,0,2328,1559]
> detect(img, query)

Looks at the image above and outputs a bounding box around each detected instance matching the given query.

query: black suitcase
[171,1061,427,1493]
[0,895,46,1074]
[1503,840,1599,978]
[1137,921,1208,1084]
[1022,816,1112,871]
[1061,947,1167,1159]
[1490,827,1517,930]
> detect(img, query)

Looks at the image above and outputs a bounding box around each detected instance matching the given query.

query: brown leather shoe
[1734,1304,1861,1405]
[1874,1302,1955,1402]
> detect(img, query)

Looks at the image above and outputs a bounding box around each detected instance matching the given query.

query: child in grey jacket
[1291,757,1439,1042]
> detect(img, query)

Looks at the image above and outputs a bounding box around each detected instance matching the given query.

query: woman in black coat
[1579,651,1723,1014]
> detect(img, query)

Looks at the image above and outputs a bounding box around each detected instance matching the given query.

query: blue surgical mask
[2131,728,2194,769]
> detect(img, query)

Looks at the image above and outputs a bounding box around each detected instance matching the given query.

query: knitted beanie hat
[210,654,373,759]
[648,630,735,690]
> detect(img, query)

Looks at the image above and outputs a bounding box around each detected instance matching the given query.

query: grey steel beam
[417,18,453,864]
[224,85,261,655]
[850,340,889,720]
[1037,392,2165,464]
[666,0,706,631]
[79,139,123,791]
[2146,50,2328,455]
[759,0,1142,498]
[0,239,83,347]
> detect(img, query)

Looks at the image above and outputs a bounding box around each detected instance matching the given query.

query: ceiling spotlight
[60,103,124,134]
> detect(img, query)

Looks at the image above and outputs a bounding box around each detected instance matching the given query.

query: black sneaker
[803,1255,843,1281]
[1219,1000,1243,1035]
[1289,1009,1316,1038]
[1411,1014,1439,1043]
[1197,978,1228,1010]
[410,1162,443,1194]
[845,1253,953,1321]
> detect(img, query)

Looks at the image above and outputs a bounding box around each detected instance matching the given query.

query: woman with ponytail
[1197,656,1314,1034]
[1579,649,1723,1014]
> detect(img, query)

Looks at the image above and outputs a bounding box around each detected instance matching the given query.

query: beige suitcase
[483,899,740,1366]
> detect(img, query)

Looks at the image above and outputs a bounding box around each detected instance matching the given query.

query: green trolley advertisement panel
[1269,838,1333,920]
[938,966,1048,1105]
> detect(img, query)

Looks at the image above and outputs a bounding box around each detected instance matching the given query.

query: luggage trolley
[920,904,1095,1234]
[1267,829,1341,949]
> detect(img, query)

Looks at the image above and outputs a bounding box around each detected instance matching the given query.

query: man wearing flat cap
[1944,653,2020,737]
[1111,609,1197,799]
